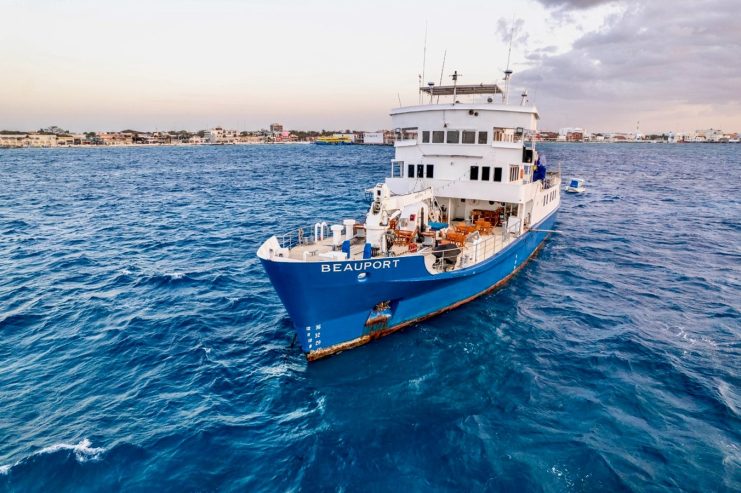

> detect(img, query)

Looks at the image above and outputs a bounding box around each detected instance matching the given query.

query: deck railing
[277,225,317,250]
[431,225,520,272]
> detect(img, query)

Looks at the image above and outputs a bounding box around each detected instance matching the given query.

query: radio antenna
[437,49,447,103]
[503,15,515,104]
[421,23,428,84]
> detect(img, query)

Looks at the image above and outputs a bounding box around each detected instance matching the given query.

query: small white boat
[565,178,586,193]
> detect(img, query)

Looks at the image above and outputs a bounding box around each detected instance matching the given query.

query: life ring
[520,168,524,179]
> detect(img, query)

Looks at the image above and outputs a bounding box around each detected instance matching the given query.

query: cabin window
[426,164,434,178]
[509,165,520,182]
[417,164,424,178]
[478,131,488,144]
[481,166,491,181]
[396,128,418,141]
[493,167,502,182]
[462,131,476,144]
[470,166,479,180]
[446,130,460,144]
[493,127,514,143]
[422,131,430,143]
[407,164,414,178]
[432,131,444,143]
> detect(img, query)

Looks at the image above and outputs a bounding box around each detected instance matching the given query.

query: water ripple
[0,143,739,491]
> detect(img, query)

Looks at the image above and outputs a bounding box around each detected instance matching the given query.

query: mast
[503,17,515,104]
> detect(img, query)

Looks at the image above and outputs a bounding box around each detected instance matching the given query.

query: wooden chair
[445,231,467,247]
[475,220,493,235]
[394,229,416,246]
[456,224,476,235]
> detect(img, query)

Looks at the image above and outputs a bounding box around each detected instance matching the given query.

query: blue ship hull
[260,210,557,360]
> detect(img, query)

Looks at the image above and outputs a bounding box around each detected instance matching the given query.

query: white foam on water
[0,439,106,475]
[38,438,106,463]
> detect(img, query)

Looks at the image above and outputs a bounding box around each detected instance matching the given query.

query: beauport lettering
[321,259,400,273]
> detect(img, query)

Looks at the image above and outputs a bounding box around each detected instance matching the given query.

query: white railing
[430,225,521,272]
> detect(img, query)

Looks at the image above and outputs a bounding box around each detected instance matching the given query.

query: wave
[0,439,106,477]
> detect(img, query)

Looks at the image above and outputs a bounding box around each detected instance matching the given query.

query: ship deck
[286,226,514,273]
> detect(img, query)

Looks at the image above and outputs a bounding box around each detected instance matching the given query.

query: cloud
[517,0,741,131]
[536,0,617,9]
[496,17,530,47]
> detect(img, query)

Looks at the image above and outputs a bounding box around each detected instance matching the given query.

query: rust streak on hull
[305,237,549,362]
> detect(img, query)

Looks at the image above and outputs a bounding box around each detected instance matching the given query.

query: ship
[258,72,561,360]
[315,134,353,145]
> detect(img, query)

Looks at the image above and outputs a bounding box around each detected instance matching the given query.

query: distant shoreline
[1,141,737,150]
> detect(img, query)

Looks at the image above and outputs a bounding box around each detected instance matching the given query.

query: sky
[1,0,739,133]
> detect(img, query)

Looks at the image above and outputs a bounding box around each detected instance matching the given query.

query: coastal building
[273,131,297,143]
[0,133,29,147]
[270,123,284,133]
[28,134,57,147]
[204,127,237,144]
[362,132,385,145]
[558,127,588,142]
[99,132,134,145]
[692,128,723,142]
[57,135,75,146]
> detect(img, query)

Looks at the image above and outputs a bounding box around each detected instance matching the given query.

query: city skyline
[1,0,739,133]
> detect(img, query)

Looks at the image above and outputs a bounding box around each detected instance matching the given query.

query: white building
[363,132,385,145]
[692,128,723,142]
[204,127,238,144]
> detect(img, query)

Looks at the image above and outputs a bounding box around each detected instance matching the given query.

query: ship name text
[321,259,400,273]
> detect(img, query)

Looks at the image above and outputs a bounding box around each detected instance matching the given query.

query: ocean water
[0,143,739,492]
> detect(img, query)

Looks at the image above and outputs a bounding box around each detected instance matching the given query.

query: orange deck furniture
[394,229,416,246]
[445,231,467,246]
[475,220,493,235]
[455,224,477,235]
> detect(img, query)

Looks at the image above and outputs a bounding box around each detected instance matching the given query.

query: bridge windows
[470,165,479,180]
[395,128,418,141]
[481,166,491,181]
[406,163,434,178]
[420,130,491,144]
[509,165,520,182]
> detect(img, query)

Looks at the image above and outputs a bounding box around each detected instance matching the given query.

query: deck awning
[419,84,503,96]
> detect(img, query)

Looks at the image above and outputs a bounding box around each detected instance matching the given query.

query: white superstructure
[384,79,559,240]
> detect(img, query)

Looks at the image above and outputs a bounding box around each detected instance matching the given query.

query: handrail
[430,224,520,272]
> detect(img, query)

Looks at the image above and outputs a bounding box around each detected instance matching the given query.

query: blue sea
[0,143,739,492]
